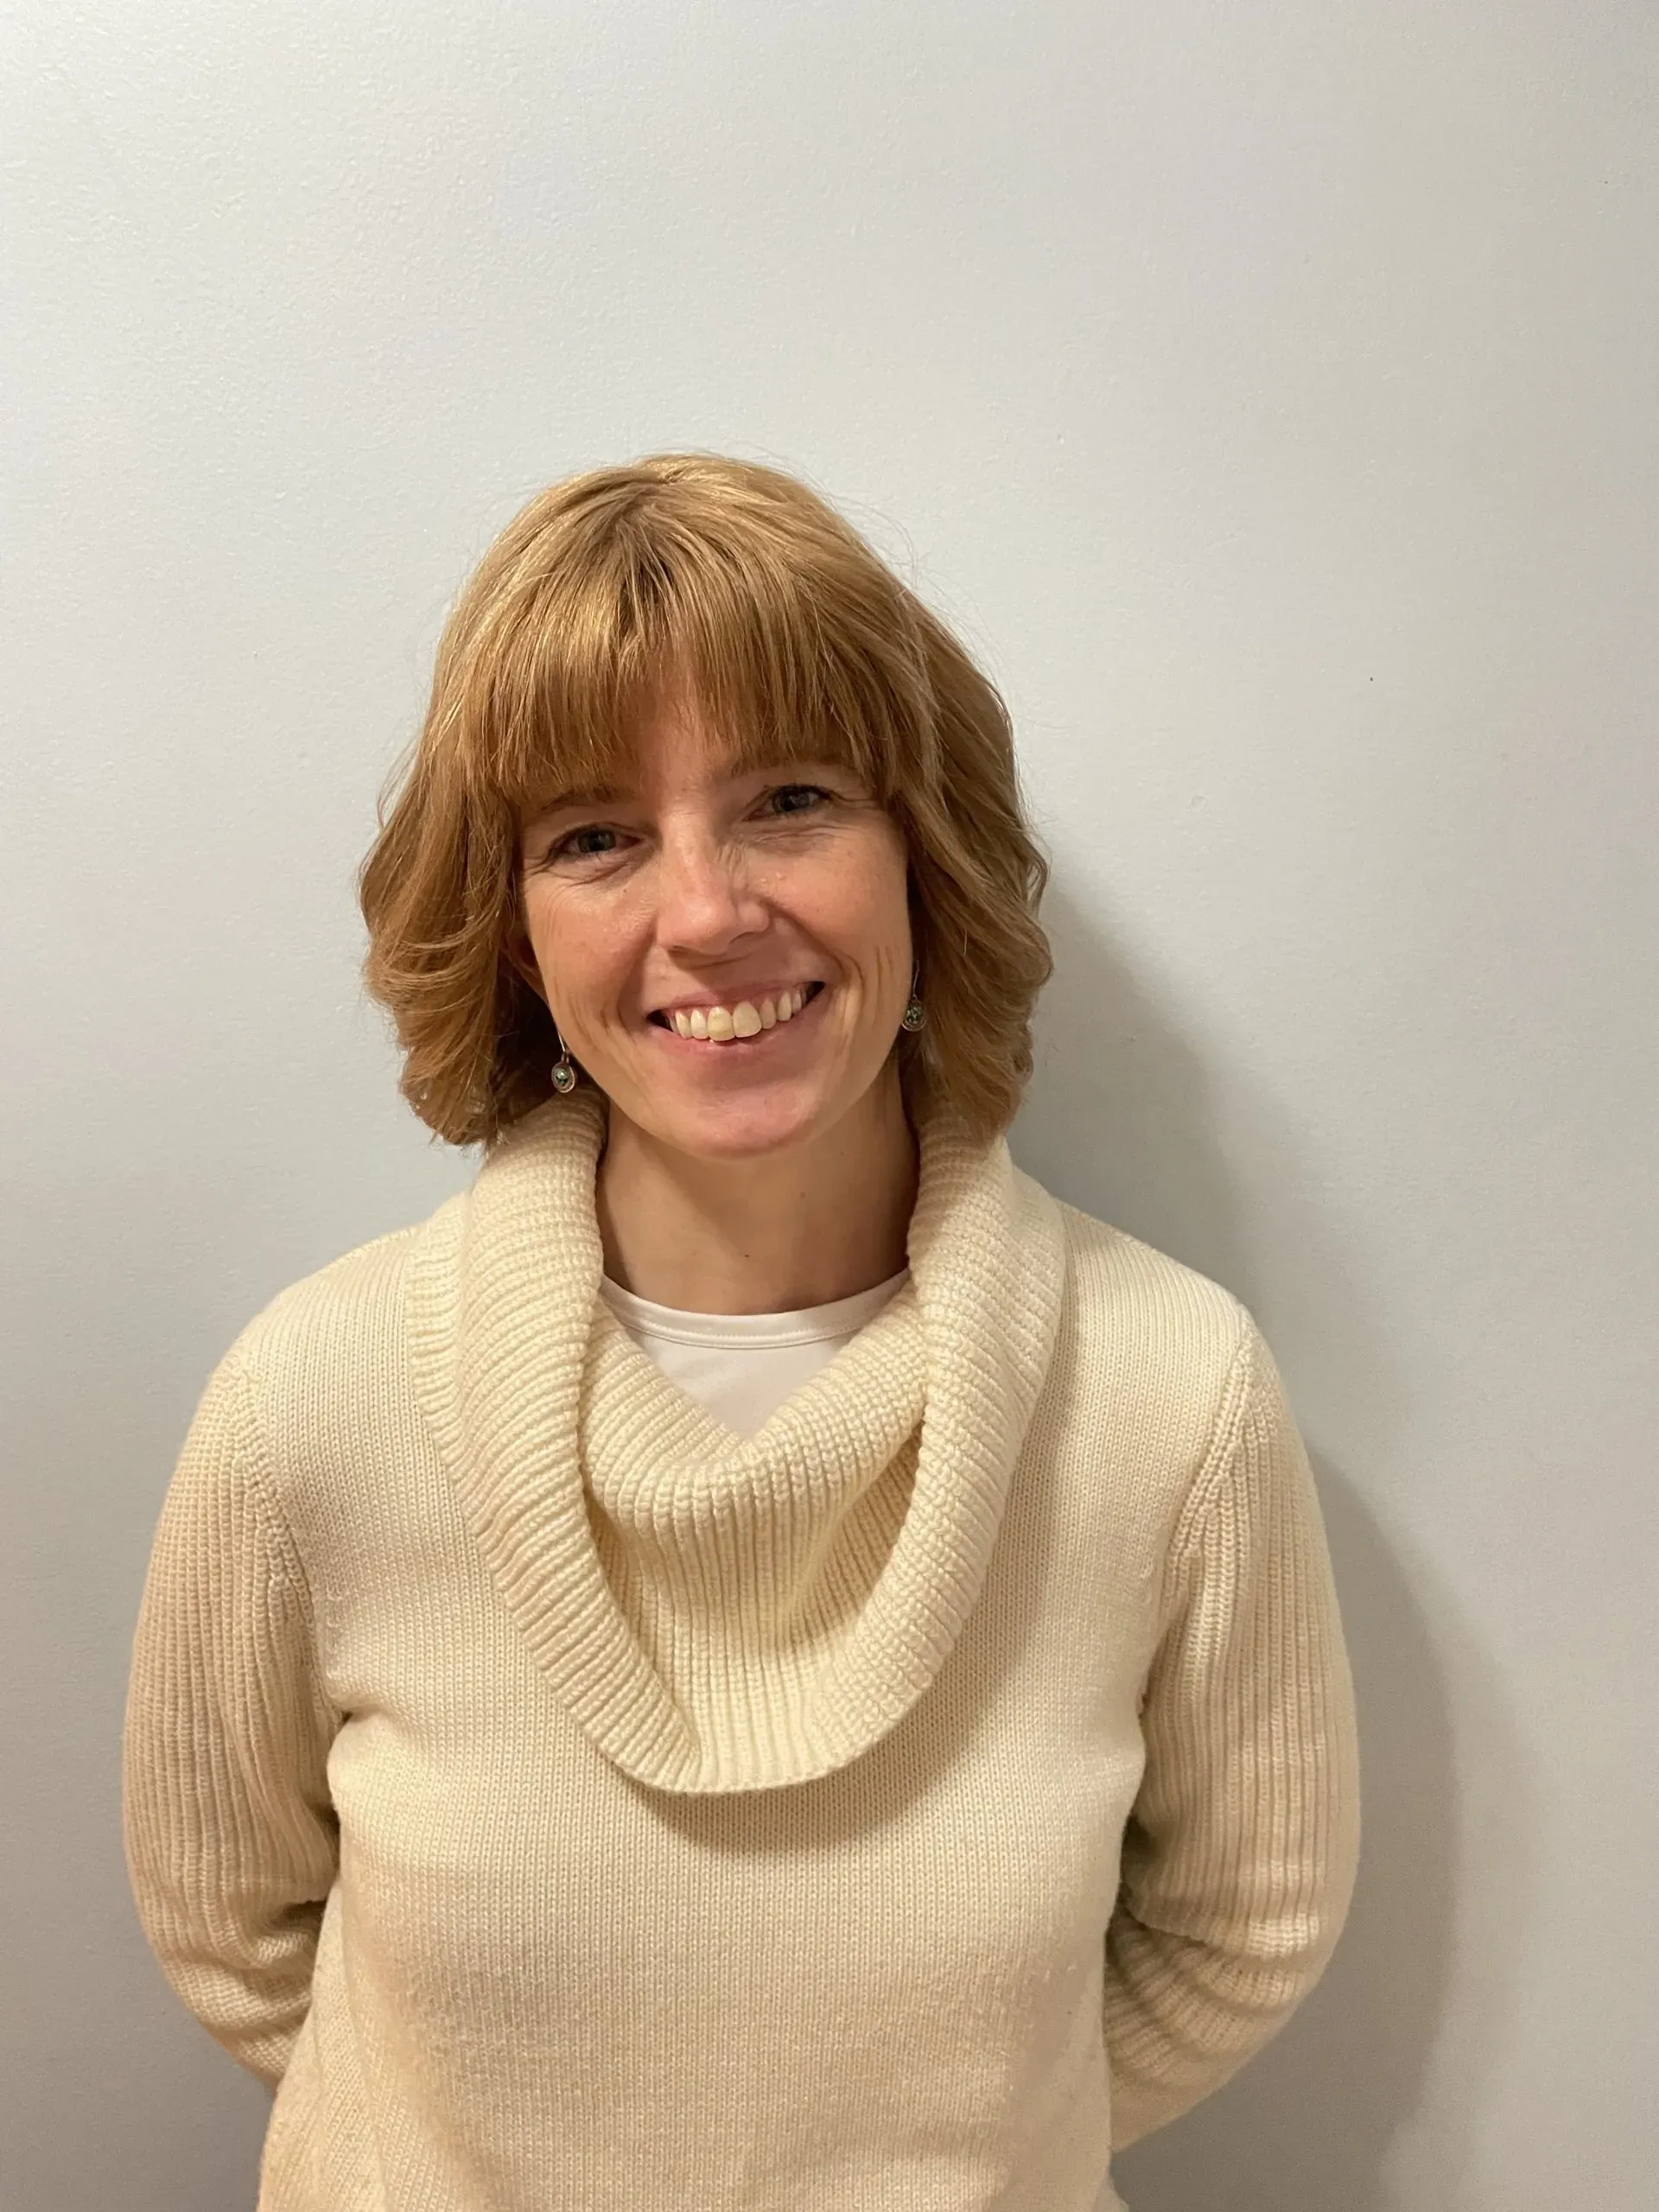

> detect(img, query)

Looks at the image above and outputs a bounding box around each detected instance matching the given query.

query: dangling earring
[550,1020,578,1094]
[900,963,926,1032]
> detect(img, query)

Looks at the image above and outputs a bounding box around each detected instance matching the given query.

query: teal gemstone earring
[550,1020,578,1095]
[900,963,925,1032]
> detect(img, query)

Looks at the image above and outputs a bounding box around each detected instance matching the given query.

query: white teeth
[664,985,815,1040]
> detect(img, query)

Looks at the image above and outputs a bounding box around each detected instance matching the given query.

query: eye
[764,783,835,817]
[545,823,622,863]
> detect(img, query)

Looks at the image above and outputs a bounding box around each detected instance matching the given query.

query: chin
[632,1077,840,1164]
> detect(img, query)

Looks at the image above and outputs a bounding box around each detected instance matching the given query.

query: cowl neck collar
[409,1084,1065,1795]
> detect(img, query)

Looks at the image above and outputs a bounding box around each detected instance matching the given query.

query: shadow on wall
[1011,879,1537,2212]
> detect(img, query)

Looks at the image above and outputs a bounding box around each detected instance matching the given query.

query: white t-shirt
[597,1268,912,1438]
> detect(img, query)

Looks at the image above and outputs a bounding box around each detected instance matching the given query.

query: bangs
[447,494,931,823]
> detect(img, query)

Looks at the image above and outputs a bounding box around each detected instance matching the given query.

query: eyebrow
[524,756,849,825]
[526,784,626,817]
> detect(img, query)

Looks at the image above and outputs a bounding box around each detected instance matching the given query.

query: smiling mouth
[647,981,827,1042]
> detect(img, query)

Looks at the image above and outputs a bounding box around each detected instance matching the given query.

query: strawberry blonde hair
[358,453,1051,1149]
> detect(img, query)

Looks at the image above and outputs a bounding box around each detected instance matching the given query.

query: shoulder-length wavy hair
[359,453,1052,1151]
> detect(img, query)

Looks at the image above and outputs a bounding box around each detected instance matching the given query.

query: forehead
[517,688,849,820]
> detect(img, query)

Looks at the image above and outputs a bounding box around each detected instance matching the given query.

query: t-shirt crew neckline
[597,1267,912,1350]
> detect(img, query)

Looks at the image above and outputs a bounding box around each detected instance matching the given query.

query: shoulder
[1030,1179,1258,1472]
[1055,1198,1249,1363]
[153,1201,464,1583]
[220,1192,465,1409]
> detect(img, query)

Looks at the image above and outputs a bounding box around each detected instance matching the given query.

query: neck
[594,1066,919,1314]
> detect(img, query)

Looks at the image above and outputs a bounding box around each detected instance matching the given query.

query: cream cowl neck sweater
[122,1086,1361,2212]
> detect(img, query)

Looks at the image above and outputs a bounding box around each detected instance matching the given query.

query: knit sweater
[122,1086,1361,2212]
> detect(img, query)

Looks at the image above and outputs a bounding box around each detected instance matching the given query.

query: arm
[1103,1311,1362,2152]
[121,1348,341,2089]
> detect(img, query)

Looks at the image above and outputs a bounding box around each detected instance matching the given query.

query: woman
[122,453,1361,2212]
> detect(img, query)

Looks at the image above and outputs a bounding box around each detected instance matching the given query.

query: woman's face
[510,681,914,1162]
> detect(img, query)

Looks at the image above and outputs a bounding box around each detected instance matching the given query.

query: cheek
[799,829,911,950]
[522,893,632,1005]
[854,844,914,973]
[785,875,909,1019]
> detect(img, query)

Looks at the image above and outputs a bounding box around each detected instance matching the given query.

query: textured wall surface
[4,3,1656,2206]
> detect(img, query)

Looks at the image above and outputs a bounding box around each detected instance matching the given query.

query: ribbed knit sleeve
[1103,1311,1362,2152]
[121,1351,341,2091]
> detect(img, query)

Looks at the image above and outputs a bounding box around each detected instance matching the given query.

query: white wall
[4,3,1655,2206]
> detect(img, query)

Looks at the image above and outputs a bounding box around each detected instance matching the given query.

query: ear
[501,925,547,1005]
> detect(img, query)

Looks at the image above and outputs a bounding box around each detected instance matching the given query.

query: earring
[550,1020,578,1094]
[900,963,925,1032]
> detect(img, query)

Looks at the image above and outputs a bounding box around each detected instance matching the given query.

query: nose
[653,825,769,957]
